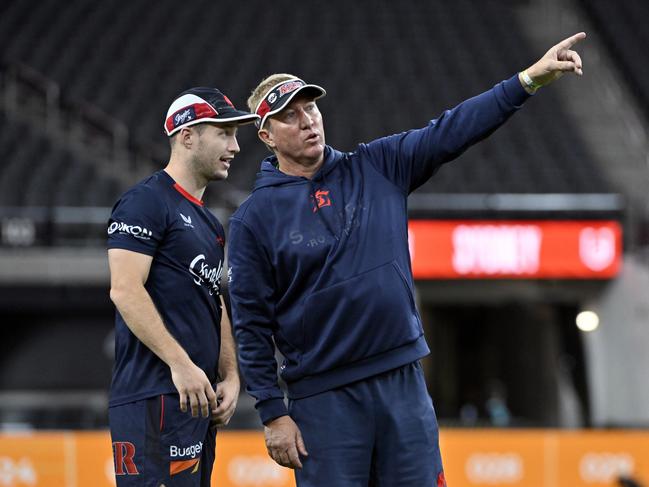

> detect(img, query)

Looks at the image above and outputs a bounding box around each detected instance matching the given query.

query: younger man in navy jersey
[107,87,258,486]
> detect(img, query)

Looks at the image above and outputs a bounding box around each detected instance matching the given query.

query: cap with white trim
[254,78,326,129]
[164,87,259,136]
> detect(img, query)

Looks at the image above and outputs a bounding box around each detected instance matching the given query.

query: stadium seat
[0,0,616,207]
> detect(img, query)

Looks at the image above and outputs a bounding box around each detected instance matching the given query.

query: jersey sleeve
[227,217,288,425]
[359,74,531,193]
[107,185,167,256]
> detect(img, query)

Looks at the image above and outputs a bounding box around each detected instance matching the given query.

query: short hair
[247,73,298,121]
[168,123,206,149]
[247,73,297,152]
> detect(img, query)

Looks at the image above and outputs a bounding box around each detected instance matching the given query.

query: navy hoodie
[228,75,531,424]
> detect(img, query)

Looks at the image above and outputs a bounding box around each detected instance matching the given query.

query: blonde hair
[247,73,299,120]
[247,73,299,152]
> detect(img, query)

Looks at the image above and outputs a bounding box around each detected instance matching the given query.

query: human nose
[299,110,314,129]
[228,136,240,154]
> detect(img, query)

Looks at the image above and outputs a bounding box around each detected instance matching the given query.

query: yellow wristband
[521,70,542,92]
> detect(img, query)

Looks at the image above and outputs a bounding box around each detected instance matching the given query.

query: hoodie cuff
[502,73,533,108]
[258,398,289,425]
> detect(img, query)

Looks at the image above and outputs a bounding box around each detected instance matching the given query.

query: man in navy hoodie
[228,33,586,486]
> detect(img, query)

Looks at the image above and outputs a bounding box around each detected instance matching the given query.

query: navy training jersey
[107,170,225,407]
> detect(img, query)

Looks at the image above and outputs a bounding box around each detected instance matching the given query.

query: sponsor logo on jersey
[169,441,203,476]
[180,213,194,228]
[170,458,200,476]
[189,254,223,295]
[170,441,203,459]
[107,221,153,240]
[113,441,140,476]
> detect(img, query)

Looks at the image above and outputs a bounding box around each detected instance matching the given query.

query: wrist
[265,414,290,427]
[166,349,193,370]
[519,69,542,94]
[219,373,240,386]
[258,398,289,425]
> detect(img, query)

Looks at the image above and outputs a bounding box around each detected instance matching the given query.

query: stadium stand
[0,0,615,209]
[0,114,122,207]
[579,0,649,123]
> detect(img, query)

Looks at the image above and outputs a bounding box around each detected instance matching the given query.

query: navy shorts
[109,394,216,487]
[289,362,446,487]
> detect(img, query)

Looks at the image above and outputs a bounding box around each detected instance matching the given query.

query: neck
[276,154,324,179]
[164,157,207,201]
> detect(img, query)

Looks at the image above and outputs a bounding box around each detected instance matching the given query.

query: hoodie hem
[285,336,430,399]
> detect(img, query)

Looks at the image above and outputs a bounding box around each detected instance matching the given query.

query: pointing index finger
[557,32,586,50]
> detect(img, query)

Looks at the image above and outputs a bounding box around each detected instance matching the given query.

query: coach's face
[263,95,325,168]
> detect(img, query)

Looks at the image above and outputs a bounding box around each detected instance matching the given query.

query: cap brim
[273,84,326,112]
[165,111,260,136]
[212,111,260,126]
[258,84,326,129]
[292,85,326,100]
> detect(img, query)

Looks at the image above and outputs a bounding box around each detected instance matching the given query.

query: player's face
[266,95,325,167]
[193,124,240,181]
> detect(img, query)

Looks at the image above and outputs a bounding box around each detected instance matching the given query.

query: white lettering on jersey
[189,254,223,295]
[170,441,203,459]
[107,221,153,240]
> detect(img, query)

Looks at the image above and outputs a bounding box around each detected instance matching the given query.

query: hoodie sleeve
[228,217,288,424]
[360,74,531,193]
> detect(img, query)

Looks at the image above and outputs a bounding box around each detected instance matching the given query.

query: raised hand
[523,32,586,91]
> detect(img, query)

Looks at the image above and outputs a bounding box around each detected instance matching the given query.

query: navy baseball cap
[254,78,326,129]
[164,87,259,136]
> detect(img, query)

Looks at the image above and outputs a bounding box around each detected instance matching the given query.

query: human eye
[218,126,237,137]
[282,110,296,122]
